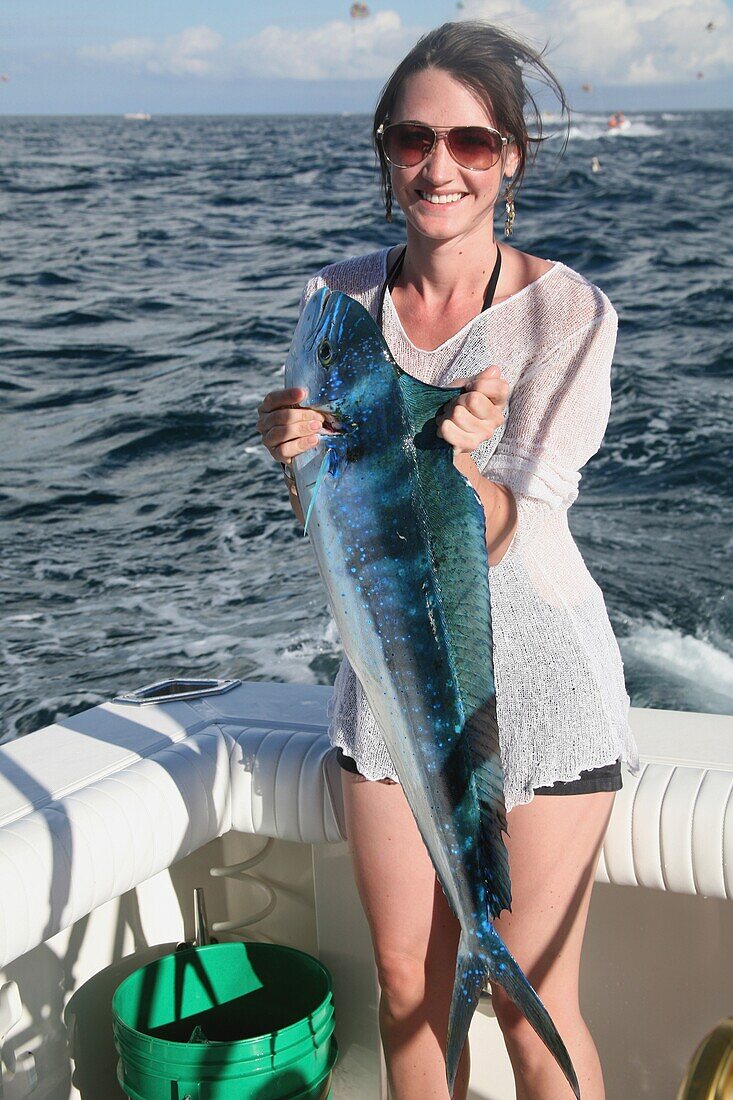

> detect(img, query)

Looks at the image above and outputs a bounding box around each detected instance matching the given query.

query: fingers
[257,387,307,415]
[463,365,509,402]
[277,433,322,462]
[437,413,490,453]
[262,415,322,459]
[256,386,323,464]
[436,364,509,448]
[437,418,501,453]
[256,405,319,435]
[438,392,505,433]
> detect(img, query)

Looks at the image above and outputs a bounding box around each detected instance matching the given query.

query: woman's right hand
[256,387,324,467]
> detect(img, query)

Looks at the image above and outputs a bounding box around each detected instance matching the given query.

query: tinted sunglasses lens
[383,124,434,166]
[447,127,503,169]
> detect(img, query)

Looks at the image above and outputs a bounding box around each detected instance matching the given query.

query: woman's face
[388,67,518,243]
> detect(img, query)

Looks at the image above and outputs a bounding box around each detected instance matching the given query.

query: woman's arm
[475,306,618,558]
[453,454,518,567]
[435,363,514,563]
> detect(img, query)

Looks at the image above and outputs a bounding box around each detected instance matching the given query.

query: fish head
[284,287,396,444]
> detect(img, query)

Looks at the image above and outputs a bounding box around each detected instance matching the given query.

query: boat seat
[0,701,232,969]
[0,681,730,970]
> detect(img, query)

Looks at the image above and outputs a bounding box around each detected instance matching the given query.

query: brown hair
[372,20,568,214]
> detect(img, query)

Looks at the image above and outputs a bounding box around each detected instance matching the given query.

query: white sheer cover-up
[296,247,640,812]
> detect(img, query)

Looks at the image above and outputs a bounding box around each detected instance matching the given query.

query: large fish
[284,287,580,1099]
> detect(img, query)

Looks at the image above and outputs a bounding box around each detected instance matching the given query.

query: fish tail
[445,924,580,1099]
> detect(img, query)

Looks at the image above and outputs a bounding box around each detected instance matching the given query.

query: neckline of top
[380,247,563,355]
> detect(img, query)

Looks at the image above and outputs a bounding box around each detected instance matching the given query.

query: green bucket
[112,942,338,1100]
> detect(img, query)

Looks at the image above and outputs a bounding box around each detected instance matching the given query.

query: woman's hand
[256,387,324,467]
[436,364,509,454]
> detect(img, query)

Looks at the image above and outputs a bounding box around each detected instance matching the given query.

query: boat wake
[621,623,733,715]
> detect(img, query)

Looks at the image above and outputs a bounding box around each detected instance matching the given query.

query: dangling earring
[385,177,393,223]
[503,186,515,237]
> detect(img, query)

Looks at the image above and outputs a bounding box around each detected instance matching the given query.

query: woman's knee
[375,949,425,1009]
[376,946,456,1018]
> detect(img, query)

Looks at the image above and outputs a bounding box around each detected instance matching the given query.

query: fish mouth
[308,404,345,435]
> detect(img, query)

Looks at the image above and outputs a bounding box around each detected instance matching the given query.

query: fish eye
[317,339,334,365]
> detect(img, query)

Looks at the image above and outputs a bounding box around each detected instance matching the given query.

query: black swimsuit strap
[376,243,502,332]
[376,245,407,331]
[483,245,502,310]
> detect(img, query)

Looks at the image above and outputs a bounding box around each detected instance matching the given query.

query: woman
[258,21,639,1100]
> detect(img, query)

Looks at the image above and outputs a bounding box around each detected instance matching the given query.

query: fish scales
[284,287,581,1099]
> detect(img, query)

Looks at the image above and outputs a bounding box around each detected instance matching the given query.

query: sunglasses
[377,120,512,172]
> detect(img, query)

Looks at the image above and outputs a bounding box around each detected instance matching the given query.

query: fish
[283,286,580,1099]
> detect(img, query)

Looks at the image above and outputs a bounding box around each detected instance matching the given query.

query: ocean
[1,110,731,740]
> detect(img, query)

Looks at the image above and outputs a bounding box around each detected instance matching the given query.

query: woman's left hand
[436,364,509,454]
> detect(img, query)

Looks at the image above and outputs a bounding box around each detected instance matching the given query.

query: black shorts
[335,748,622,795]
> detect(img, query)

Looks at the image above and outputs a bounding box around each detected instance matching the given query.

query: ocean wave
[621,623,733,715]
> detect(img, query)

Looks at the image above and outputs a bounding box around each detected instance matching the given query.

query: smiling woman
[256,19,640,1100]
[372,22,565,229]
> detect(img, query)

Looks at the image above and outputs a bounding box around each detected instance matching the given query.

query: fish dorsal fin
[395,371,459,426]
[397,368,512,919]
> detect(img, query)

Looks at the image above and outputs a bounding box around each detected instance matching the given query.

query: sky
[1,0,731,114]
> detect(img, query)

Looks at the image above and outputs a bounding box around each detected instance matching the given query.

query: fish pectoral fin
[302,450,332,536]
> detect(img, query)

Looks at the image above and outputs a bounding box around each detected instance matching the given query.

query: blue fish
[284,287,580,1099]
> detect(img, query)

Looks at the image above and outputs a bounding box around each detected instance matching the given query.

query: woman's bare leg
[490,790,616,1100]
[340,769,470,1100]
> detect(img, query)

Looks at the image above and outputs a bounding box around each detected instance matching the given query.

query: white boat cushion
[0,682,730,970]
[0,727,231,968]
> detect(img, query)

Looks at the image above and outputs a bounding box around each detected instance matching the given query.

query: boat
[1,677,731,1097]
[123,113,151,121]
[607,111,631,132]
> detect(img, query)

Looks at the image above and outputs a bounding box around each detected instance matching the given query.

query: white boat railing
[0,680,731,972]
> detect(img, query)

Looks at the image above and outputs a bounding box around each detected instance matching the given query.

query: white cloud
[80,12,418,83]
[81,25,223,77]
[79,1,732,86]
[232,12,418,80]
[465,0,733,84]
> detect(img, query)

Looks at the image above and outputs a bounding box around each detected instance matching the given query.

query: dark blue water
[1,111,731,740]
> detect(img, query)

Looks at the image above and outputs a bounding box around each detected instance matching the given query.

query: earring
[385,177,393,223]
[503,186,515,237]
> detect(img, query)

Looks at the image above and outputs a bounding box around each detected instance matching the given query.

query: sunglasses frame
[376,119,513,172]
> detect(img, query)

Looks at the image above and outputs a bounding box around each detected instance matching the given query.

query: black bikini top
[376,243,503,332]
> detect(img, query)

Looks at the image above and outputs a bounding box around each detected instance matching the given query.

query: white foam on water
[181,632,244,660]
[606,121,662,138]
[621,623,733,714]
[323,617,340,647]
[564,120,663,142]
[270,617,340,683]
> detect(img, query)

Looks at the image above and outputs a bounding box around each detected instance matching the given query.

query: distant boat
[124,112,151,121]
[608,111,630,132]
